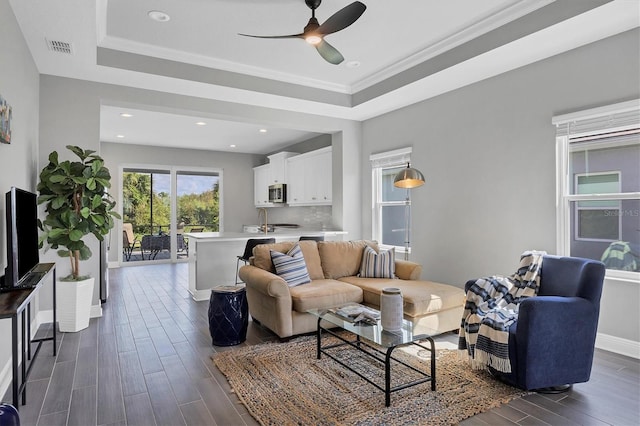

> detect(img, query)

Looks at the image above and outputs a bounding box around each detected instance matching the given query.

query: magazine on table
[331,304,380,325]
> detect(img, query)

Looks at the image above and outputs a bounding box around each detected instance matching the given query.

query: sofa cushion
[359,246,395,278]
[289,279,363,313]
[270,244,311,287]
[252,240,324,280]
[317,240,379,279]
[338,277,465,318]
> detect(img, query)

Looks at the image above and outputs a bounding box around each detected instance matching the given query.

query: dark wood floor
[5,263,639,425]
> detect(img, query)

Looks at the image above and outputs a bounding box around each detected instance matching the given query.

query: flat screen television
[3,187,40,287]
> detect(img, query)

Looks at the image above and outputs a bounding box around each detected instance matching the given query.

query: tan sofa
[239,239,465,339]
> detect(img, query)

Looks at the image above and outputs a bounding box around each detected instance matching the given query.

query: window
[575,172,621,241]
[370,148,412,254]
[121,166,221,263]
[554,100,640,277]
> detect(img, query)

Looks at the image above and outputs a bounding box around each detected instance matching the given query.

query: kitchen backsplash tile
[264,206,333,230]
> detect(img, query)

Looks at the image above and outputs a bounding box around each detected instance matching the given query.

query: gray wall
[361,29,640,344]
[0,0,40,398]
[100,142,263,262]
[38,75,363,293]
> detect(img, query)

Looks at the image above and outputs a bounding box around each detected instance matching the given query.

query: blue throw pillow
[359,246,395,278]
[270,244,311,287]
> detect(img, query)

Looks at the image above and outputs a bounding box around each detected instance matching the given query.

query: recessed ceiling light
[148,10,170,22]
[116,134,125,139]
[259,129,268,133]
[120,113,133,118]
[346,61,361,68]
[229,144,237,148]
[195,121,207,126]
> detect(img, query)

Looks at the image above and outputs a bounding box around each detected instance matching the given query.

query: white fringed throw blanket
[458,251,545,373]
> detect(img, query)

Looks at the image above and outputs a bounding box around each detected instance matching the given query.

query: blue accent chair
[465,255,606,391]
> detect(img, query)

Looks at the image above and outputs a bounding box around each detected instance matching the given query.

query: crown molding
[351,0,554,93]
[98,35,351,95]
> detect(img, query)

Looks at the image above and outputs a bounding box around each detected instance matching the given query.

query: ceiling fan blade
[315,39,344,65]
[317,1,366,36]
[238,33,303,39]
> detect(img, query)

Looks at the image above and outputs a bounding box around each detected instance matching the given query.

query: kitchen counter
[185,230,347,300]
[184,230,346,242]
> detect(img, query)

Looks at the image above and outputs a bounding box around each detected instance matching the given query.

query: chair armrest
[395,260,422,280]
[239,265,290,299]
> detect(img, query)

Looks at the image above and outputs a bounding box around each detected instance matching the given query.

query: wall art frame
[1,94,13,144]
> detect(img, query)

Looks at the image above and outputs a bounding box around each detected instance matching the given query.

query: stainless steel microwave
[268,183,287,203]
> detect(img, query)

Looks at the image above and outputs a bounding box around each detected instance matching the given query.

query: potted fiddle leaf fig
[37,145,120,332]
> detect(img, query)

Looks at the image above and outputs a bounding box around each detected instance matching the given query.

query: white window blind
[369,147,412,168]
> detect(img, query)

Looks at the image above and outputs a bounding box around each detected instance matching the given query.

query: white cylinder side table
[380,287,403,331]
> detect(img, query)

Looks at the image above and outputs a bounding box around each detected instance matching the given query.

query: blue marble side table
[208,285,248,346]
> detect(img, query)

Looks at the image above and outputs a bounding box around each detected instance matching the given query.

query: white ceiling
[8,0,640,154]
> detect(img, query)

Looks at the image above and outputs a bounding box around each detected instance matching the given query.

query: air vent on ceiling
[46,39,74,55]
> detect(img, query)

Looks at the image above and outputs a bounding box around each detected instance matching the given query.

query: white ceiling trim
[348,0,640,121]
[95,4,351,95]
[352,0,554,93]
[95,0,552,97]
[98,36,352,95]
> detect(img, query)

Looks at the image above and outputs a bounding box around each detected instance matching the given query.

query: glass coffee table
[307,303,444,407]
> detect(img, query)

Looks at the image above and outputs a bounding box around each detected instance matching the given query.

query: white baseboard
[37,303,103,325]
[596,332,640,359]
[188,288,210,301]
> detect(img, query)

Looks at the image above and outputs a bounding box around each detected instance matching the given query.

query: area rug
[212,335,529,425]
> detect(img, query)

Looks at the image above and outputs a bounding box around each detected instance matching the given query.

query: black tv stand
[0,263,56,409]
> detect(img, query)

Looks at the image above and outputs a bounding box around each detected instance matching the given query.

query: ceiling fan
[239,0,367,65]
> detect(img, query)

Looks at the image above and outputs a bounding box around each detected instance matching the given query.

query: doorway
[121,167,220,263]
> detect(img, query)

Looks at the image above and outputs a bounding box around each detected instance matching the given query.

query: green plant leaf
[92,194,102,209]
[48,151,59,165]
[86,177,96,190]
[69,229,84,241]
[80,207,90,218]
[67,145,86,160]
[91,214,105,226]
[91,159,103,175]
[49,174,66,183]
[79,245,92,260]
[52,197,67,209]
[48,228,66,238]
[57,249,71,258]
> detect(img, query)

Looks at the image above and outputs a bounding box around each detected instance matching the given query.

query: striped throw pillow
[359,246,395,278]
[270,244,311,287]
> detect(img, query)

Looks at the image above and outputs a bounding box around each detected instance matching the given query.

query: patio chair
[123,223,139,261]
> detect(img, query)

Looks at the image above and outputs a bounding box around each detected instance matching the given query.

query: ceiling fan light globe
[305,35,322,45]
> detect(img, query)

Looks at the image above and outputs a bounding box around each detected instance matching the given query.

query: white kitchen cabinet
[286,147,332,206]
[267,152,297,184]
[254,152,297,207]
[286,155,306,204]
[253,164,272,207]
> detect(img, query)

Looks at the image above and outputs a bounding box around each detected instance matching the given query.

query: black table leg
[11,314,18,408]
[316,318,322,360]
[21,309,26,405]
[53,268,57,356]
[385,347,394,407]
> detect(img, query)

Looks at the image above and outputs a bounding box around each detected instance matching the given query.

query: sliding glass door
[121,167,220,263]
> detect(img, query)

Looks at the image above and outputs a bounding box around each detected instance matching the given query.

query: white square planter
[56,277,94,332]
